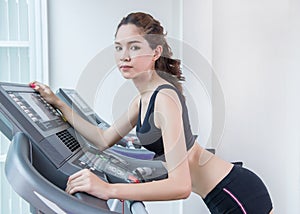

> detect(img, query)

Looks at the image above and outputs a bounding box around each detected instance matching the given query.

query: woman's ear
[153,45,163,61]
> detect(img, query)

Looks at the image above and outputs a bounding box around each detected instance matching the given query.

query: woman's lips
[120,65,133,71]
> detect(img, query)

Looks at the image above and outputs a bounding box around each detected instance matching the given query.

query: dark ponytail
[115,12,185,93]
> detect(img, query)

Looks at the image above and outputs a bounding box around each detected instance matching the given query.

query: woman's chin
[121,73,133,79]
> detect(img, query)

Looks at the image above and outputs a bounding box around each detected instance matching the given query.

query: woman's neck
[133,70,168,95]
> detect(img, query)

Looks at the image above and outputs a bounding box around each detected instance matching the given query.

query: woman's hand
[66,169,111,200]
[29,81,61,108]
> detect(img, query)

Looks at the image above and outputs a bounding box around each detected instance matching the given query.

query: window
[0,0,48,213]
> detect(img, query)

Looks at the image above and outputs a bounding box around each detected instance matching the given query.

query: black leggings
[203,165,273,214]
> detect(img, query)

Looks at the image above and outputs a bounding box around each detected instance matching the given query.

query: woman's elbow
[183,185,192,199]
[177,183,192,199]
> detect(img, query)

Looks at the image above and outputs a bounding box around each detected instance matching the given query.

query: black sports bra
[136,84,197,161]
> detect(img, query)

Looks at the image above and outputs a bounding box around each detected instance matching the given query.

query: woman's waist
[188,142,234,197]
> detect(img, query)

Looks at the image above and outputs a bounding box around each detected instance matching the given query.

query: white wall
[213,0,300,213]
[182,0,300,213]
[210,1,299,213]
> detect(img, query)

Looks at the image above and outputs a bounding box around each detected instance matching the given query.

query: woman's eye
[115,46,122,51]
[130,46,140,51]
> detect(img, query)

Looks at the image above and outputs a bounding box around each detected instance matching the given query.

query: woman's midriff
[187,143,234,198]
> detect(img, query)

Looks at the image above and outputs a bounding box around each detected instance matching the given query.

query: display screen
[70,93,89,112]
[69,93,91,113]
[8,91,65,131]
[19,93,58,122]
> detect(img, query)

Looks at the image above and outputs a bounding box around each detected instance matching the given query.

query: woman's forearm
[106,177,191,201]
[104,155,192,201]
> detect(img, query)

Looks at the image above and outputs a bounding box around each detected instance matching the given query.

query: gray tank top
[136,84,197,161]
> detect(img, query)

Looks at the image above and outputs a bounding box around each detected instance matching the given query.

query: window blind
[0,0,48,213]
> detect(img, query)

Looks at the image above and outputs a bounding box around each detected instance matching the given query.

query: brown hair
[115,12,185,92]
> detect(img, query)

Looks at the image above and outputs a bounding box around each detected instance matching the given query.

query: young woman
[30,12,273,214]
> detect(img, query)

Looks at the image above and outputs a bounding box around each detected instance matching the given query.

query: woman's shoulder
[128,94,141,112]
[155,84,182,112]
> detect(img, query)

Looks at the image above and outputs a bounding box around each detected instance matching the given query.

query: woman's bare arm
[31,82,139,150]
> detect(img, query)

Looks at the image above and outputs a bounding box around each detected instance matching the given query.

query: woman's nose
[120,49,130,61]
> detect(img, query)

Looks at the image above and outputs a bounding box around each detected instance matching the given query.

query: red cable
[120,199,124,214]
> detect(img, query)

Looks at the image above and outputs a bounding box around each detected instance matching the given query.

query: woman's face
[114,24,156,79]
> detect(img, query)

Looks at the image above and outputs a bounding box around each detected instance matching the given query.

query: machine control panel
[74,150,141,183]
[8,92,64,131]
